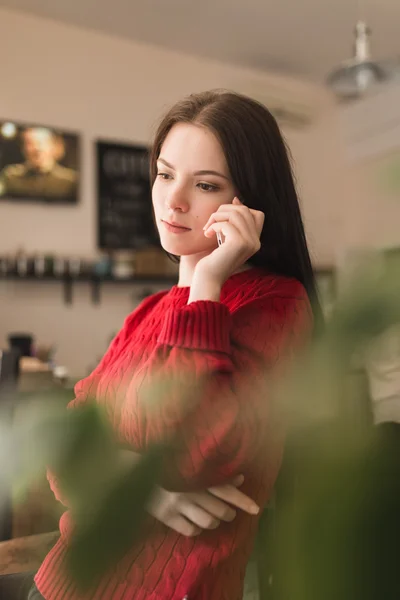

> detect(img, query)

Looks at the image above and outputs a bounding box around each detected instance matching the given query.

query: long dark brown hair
[150,89,322,327]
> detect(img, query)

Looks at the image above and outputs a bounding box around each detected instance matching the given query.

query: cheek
[151,184,162,215]
[193,199,225,223]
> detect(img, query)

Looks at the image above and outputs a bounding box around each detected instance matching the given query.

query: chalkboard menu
[97,141,158,250]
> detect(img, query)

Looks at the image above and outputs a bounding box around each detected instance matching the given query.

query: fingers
[204,222,241,246]
[178,497,221,530]
[204,197,264,236]
[147,489,220,536]
[204,211,253,237]
[187,491,237,523]
[229,199,265,236]
[232,474,245,487]
[148,478,258,541]
[204,212,254,247]
[205,221,261,257]
[203,206,252,233]
[203,199,264,248]
[166,514,202,537]
[207,483,260,515]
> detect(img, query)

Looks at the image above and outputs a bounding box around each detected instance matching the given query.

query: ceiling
[2,0,399,81]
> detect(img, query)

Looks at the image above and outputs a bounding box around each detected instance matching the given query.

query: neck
[27,159,55,173]
[178,252,209,287]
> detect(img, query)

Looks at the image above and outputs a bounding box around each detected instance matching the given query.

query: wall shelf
[0,268,333,306]
[0,273,178,305]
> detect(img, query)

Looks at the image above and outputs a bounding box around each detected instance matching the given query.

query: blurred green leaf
[271,422,400,600]
[66,443,164,590]
[3,249,400,598]
[50,403,119,510]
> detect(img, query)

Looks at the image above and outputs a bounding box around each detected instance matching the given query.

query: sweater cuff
[158,301,232,353]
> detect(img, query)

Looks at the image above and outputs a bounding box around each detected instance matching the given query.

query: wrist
[188,272,222,304]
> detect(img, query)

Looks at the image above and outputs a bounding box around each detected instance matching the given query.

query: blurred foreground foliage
[1,251,400,598]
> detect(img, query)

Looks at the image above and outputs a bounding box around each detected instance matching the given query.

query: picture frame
[0,119,80,204]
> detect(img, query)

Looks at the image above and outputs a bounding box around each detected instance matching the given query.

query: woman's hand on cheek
[192,198,264,293]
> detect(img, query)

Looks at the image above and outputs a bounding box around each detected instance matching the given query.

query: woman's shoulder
[224,268,308,308]
[227,270,313,338]
[253,270,307,298]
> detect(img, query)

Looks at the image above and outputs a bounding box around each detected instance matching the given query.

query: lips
[162,220,191,233]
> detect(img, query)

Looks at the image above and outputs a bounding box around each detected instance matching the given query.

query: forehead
[160,123,228,173]
[24,128,53,144]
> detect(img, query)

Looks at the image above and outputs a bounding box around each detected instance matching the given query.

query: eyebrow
[157,157,230,181]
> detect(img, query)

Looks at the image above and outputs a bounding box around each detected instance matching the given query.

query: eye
[197,182,219,192]
[157,172,172,180]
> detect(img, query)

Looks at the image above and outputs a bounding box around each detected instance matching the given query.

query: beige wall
[348,154,400,251]
[338,85,400,253]
[0,8,350,376]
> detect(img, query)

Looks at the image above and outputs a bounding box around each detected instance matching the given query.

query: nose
[166,184,189,213]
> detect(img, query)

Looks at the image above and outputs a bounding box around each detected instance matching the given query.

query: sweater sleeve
[47,292,167,506]
[120,283,313,491]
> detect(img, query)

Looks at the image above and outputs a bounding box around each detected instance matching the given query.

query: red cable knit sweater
[35,268,312,600]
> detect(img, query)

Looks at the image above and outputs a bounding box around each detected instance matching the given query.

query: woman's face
[152,123,236,257]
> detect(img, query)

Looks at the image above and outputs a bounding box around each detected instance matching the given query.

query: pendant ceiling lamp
[326,2,400,100]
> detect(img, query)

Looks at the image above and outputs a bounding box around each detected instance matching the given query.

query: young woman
[31,90,320,600]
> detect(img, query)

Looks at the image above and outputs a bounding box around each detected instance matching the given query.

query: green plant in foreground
[1,252,399,598]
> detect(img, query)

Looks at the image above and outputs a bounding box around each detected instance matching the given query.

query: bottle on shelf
[15,247,29,277]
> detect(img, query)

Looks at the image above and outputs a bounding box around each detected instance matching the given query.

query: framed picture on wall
[97,140,158,250]
[0,120,80,204]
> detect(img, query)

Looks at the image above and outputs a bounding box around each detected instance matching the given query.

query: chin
[159,236,212,258]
